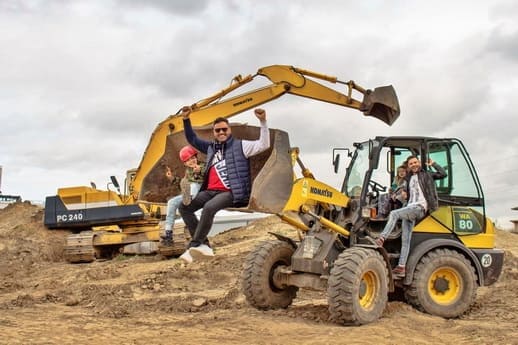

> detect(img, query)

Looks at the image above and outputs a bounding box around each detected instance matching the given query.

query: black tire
[241,240,298,309]
[405,248,477,318]
[327,247,389,325]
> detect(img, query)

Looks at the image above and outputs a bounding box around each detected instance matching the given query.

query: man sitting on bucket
[178,106,270,263]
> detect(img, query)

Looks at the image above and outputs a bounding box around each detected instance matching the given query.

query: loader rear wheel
[241,240,298,309]
[328,247,388,325]
[404,248,477,318]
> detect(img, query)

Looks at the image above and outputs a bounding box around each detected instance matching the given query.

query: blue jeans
[164,182,201,231]
[379,204,425,267]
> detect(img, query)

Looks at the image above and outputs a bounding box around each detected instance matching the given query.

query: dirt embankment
[0,202,517,345]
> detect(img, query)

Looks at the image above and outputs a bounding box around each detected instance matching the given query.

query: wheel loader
[43,65,399,262]
[241,136,504,325]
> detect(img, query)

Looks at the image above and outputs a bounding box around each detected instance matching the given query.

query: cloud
[1,1,517,221]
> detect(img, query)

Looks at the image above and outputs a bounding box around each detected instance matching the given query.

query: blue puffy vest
[205,137,251,206]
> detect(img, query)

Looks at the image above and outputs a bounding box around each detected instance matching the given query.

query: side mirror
[332,148,351,174]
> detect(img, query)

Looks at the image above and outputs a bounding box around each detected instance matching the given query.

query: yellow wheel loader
[241,136,503,324]
[43,65,398,262]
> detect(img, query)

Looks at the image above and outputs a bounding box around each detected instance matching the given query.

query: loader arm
[130,65,400,201]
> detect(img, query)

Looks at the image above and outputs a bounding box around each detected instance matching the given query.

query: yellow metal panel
[93,229,160,246]
[428,206,453,229]
[414,210,496,249]
[413,215,451,234]
[459,218,495,249]
[92,225,121,232]
[57,186,124,206]
[283,178,348,212]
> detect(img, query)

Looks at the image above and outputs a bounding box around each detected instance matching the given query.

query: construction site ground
[1,202,517,345]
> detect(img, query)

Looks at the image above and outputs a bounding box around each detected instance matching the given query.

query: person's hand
[165,166,172,179]
[254,108,266,121]
[426,158,434,166]
[181,106,192,119]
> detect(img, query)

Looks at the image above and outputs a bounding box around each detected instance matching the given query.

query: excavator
[43,64,399,262]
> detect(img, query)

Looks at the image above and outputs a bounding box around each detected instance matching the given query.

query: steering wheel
[368,180,387,195]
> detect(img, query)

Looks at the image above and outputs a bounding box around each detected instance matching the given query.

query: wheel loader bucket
[360,85,400,126]
[140,124,293,214]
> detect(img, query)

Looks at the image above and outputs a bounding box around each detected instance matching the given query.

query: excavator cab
[139,124,294,214]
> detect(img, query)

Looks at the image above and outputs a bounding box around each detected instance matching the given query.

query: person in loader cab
[375,155,446,278]
[178,105,270,263]
[161,145,205,246]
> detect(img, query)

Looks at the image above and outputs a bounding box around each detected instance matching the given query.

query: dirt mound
[0,202,67,289]
[0,202,517,344]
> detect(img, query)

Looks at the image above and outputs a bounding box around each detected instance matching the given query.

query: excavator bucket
[360,85,400,126]
[140,124,293,214]
[248,129,293,213]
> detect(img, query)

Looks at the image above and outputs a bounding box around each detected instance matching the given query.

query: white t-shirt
[407,174,428,211]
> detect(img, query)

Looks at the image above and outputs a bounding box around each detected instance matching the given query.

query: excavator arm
[130,65,400,202]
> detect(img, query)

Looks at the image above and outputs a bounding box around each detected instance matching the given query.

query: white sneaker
[179,249,193,264]
[189,244,215,260]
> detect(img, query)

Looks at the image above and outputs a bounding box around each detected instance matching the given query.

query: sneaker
[180,178,192,205]
[392,265,406,278]
[375,237,385,247]
[179,249,193,264]
[189,244,215,260]
[160,230,173,246]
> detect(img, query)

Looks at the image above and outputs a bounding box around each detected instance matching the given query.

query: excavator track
[65,231,97,263]
[158,232,188,258]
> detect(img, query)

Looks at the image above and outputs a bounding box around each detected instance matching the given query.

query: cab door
[424,139,486,235]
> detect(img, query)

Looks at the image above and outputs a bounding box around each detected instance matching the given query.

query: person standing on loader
[375,155,446,277]
[161,145,205,246]
[178,105,270,263]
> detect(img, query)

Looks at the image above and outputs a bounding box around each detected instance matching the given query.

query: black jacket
[405,162,447,213]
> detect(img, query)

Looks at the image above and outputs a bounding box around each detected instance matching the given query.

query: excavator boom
[131,65,400,202]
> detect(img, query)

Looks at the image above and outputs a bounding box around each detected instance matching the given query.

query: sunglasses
[214,127,229,133]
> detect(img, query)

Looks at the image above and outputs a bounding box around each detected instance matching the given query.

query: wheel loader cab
[139,124,294,214]
[343,136,491,244]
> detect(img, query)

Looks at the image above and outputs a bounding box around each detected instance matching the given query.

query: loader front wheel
[328,247,389,325]
[404,248,477,318]
[241,240,298,309]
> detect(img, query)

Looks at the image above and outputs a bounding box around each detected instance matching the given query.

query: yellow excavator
[43,65,399,262]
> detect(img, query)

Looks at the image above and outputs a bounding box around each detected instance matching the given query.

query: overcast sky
[1,0,517,224]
